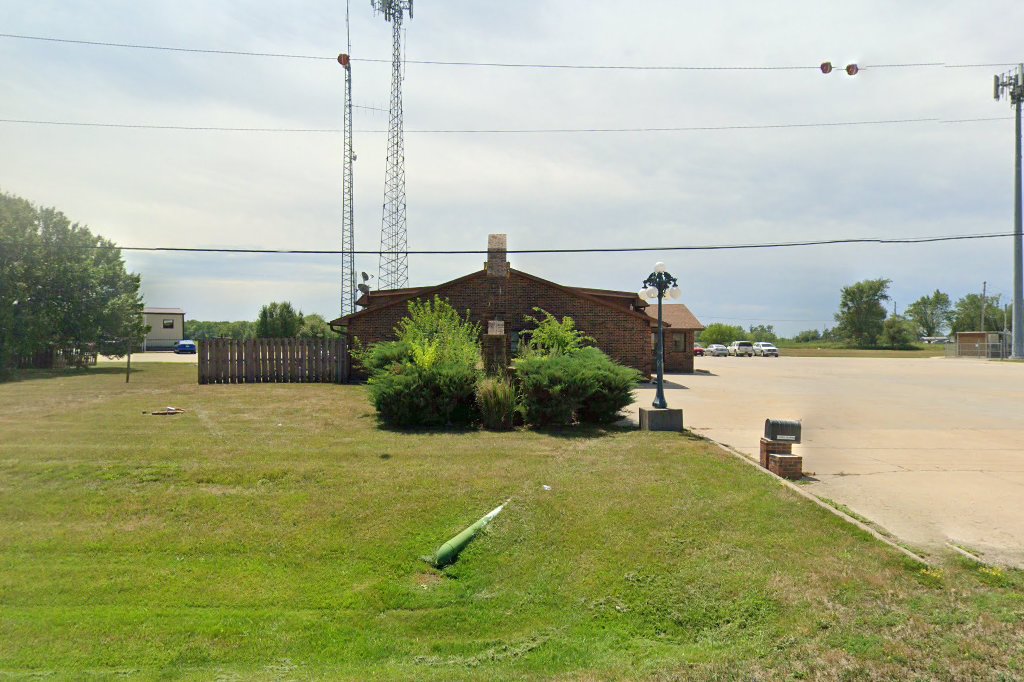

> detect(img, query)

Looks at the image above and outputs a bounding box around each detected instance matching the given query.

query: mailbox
[764,419,801,444]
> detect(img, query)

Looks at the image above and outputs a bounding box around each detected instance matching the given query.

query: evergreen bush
[516,347,639,427]
[368,361,479,428]
[574,348,643,424]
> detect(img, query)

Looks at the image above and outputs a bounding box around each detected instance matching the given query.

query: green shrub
[519,308,595,357]
[516,353,594,426]
[516,347,639,427]
[395,296,481,367]
[352,339,413,373]
[574,348,643,424]
[361,297,482,428]
[476,376,522,430]
[368,360,479,428]
[879,315,919,349]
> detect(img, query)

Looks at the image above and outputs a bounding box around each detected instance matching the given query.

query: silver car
[705,344,729,357]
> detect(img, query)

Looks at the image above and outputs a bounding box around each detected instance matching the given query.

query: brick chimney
[485,233,510,278]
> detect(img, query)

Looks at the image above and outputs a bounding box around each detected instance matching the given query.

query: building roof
[143,307,185,315]
[331,268,653,327]
[644,303,704,331]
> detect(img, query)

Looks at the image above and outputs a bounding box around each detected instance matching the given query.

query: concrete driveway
[98,351,197,364]
[627,356,1024,566]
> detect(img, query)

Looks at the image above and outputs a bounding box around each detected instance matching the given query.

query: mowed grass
[1,365,1022,680]
[775,344,947,358]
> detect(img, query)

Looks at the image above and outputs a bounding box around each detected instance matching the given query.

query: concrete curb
[706,438,932,566]
[945,542,993,566]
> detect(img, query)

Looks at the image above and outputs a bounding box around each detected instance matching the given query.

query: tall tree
[834,279,891,347]
[793,329,822,343]
[1,191,144,374]
[748,324,777,342]
[949,293,1005,334]
[255,302,303,338]
[298,314,338,340]
[905,290,952,337]
[697,323,746,346]
[187,320,256,340]
[879,315,919,348]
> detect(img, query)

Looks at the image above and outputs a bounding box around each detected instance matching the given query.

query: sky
[1,0,1022,335]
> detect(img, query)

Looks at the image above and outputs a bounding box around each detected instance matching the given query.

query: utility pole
[994,64,1024,358]
[981,281,987,332]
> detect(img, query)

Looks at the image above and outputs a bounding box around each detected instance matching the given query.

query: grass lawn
[1,364,1022,680]
[775,343,947,359]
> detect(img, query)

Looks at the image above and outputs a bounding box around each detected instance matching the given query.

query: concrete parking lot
[98,351,197,364]
[628,356,1024,566]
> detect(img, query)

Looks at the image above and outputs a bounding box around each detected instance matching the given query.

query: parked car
[705,344,728,357]
[753,342,779,357]
[174,339,197,354]
[694,344,705,356]
[728,341,755,357]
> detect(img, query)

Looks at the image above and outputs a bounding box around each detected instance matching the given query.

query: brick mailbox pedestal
[759,437,802,480]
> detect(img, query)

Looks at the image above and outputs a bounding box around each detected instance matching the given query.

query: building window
[510,331,520,354]
[672,334,686,352]
[163,319,175,329]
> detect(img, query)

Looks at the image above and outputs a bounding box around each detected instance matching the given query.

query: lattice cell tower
[337,7,356,316]
[371,0,412,290]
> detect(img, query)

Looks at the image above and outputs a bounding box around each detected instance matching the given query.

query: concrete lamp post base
[639,407,684,432]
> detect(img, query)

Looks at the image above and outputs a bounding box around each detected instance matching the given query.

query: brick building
[330,234,704,377]
[645,303,705,373]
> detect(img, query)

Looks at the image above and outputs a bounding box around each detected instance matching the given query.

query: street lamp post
[642,262,682,410]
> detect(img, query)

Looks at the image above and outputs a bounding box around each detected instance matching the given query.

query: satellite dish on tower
[361,272,371,282]
[357,283,371,295]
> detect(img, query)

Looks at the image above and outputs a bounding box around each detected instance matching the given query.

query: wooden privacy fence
[198,338,348,384]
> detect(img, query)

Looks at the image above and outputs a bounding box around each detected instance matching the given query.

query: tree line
[188,302,339,341]
[1,191,146,375]
[698,279,1011,349]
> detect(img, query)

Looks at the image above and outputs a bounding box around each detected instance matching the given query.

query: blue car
[174,339,197,354]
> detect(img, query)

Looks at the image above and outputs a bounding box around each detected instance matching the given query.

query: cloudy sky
[2,1,1022,334]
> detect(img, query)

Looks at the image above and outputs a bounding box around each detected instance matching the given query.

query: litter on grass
[145,407,186,416]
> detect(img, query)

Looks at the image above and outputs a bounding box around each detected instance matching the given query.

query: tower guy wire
[372,0,412,290]
[994,64,1024,358]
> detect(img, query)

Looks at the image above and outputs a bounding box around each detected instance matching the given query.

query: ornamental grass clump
[362,297,482,428]
[475,376,522,431]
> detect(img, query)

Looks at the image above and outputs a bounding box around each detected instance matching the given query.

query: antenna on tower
[371,0,413,290]
[338,0,357,317]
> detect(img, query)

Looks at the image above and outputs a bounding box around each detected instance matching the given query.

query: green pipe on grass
[429,500,508,568]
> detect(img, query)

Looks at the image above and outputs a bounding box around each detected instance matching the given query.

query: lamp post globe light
[642,263,681,409]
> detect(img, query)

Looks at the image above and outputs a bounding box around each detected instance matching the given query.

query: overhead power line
[0,33,1016,71]
[40,231,1016,255]
[701,316,834,323]
[0,116,1012,135]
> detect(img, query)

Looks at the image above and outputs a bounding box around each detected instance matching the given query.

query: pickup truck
[727,341,754,357]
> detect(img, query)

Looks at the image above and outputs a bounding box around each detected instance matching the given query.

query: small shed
[143,307,186,351]
[954,331,1008,359]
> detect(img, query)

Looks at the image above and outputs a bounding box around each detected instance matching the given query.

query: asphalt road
[628,356,1024,566]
